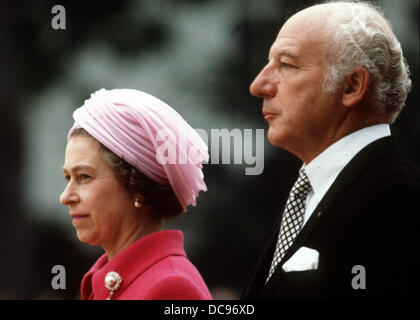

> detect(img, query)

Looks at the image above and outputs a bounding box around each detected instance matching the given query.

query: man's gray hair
[320,0,412,122]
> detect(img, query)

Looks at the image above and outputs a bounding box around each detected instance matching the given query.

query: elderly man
[242,1,420,299]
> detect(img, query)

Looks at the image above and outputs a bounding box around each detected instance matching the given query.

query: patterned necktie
[266,168,312,282]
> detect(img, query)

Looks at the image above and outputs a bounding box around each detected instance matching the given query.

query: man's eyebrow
[277,50,299,60]
[268,49,299,62]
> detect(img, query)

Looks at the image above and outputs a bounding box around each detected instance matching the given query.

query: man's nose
[249,65,276,98]
[59,182,79,206]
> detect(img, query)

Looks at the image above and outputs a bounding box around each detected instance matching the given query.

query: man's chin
[267,128,285,148]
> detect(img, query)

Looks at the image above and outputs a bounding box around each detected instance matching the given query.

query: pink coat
[81,230,212,300]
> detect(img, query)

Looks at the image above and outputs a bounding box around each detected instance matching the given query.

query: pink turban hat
[68,88,209,212]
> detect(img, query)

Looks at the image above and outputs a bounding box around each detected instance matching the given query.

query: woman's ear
[342,66,370,108]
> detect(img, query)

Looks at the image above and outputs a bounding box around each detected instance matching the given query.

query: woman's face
[60,135,138,250]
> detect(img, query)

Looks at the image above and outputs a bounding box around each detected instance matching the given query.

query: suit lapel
[259,136,398,298]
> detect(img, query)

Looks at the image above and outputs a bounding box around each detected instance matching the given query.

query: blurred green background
[0,0,418,299]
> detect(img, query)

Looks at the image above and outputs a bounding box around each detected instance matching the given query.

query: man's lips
[262,109,277,120]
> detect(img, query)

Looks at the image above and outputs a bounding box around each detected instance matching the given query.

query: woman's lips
[71,214,89,225]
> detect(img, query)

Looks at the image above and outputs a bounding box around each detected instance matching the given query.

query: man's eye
[279,62,292,68]
[64,175,70,183]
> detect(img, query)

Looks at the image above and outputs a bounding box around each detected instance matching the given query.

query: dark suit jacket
[242,136,420,299]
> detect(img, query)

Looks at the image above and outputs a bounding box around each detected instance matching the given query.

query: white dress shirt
[301,124,391,226]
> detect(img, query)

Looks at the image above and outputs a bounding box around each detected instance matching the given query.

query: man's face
[250,10,344,162]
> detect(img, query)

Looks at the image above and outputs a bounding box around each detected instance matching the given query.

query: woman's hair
[70,128,183,219]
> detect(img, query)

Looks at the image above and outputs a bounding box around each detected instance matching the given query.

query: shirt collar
[303,124,391,204]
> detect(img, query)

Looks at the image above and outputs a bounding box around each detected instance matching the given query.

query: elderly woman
[60,88,211,300]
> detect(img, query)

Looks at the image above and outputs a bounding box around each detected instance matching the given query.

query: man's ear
[342,67,370,108]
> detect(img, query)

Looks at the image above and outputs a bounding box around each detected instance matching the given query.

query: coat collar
[81,229,186,300]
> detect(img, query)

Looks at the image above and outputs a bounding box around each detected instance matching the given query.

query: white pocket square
[282,247,319,272]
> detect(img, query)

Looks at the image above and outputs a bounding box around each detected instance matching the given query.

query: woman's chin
[75,230,96,245]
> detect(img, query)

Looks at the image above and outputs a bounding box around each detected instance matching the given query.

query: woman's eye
[80,174,91,181]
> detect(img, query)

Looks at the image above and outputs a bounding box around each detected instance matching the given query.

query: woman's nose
[59,182,79,206]
[249,64,277,98]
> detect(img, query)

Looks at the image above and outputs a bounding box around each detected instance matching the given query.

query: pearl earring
[134,198,142,208]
